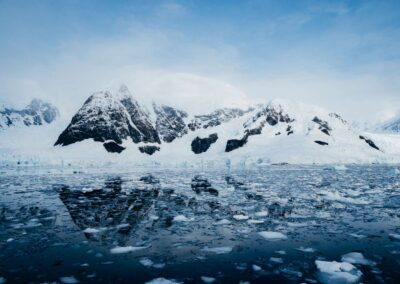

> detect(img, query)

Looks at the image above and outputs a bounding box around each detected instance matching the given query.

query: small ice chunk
[349,233,366,239]
[320,190,369,205]
[233,214,249,221]
[389,233,400,240]
[110,246,148,254]
[258,231,287,240]
[247,219,264,224]
[341,252,376,266]
[0,277,6,284]
[59,276,79,284]
[173,215,193,222]
[254,211,268,217]
[315,260,362,284]
[81,187,94,193]
[280,267,303,278]
[213,219,231,225]
[149,215,159,221]
[270,257,284,263]
[139,258,154,267]
[275,250,286,255]
[83,228,101,234]
[296,247,315,253]
[145,278,181,284]
[153,263,166,269]
[202,246,233,254]
[116,223,130,229]
[6,238,13,242]
[252,264,262,271]
[201,276,216,283]
[287,222,308,227]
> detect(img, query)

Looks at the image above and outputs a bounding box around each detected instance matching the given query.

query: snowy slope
[380,114,400,133]
[0,99,59,130]
[1,85,400,166]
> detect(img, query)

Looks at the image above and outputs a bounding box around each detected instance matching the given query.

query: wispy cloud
[0,0,399,122]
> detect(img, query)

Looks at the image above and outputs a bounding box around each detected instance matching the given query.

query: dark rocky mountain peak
[55,86,160,146]
[153,103,188,143]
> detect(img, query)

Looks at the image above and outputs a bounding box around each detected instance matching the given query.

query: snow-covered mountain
[381,114,400,133]
[0,99,59,130]
[48,84,400,165]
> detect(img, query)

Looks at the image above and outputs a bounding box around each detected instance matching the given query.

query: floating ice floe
[80,187,94,193]
[145,278,181,284]
[254,211,269,217]
[389,233,400,241]
[139,258,165,269]
[319,190,370,205]
[287,222,308,228]
[59,276,80,284]
[258,231,288,241]
[247,219,264,224]
[252,264,262,271]
[213,219,231,225]
[149,214,159,221]
[139,258,154,267]
[172,215,193,222]
[82,228,101,234]
[233,214,249,221]
[110,245,148,254]
[296,247,315,253]
[202,246,233,254]
[348,233,366,239]
[201,276,216,283]
[280,267,303,278]
[315,260,363,284]
[341,252,376,266]
[270,257,284,263]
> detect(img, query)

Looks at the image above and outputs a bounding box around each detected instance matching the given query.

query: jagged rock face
[225,104,294,153]
[118,86,160,144]
[53,86,383,158]
[329,113,348,125]
[312,116,332,136]
[359,135,380,151]
[315,140,329,146]
[0,99,58,129]
[154,104,188,142]
[191,133,218,154]
[245,104,294,129]
[55,86,160,146]
[103,141,125,153]
[225,136,248,152]
[188,108,252,131]
[138,145,160,155]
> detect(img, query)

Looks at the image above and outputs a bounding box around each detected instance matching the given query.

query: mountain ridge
[0,99,59,130]
[53,85,387,161]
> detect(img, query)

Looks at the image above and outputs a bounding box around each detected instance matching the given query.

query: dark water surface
[0,165,399,283]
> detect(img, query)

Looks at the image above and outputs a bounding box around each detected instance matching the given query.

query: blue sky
[1,0,400,121]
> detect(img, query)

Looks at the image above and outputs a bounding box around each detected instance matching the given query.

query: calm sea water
[0,164,399,283]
